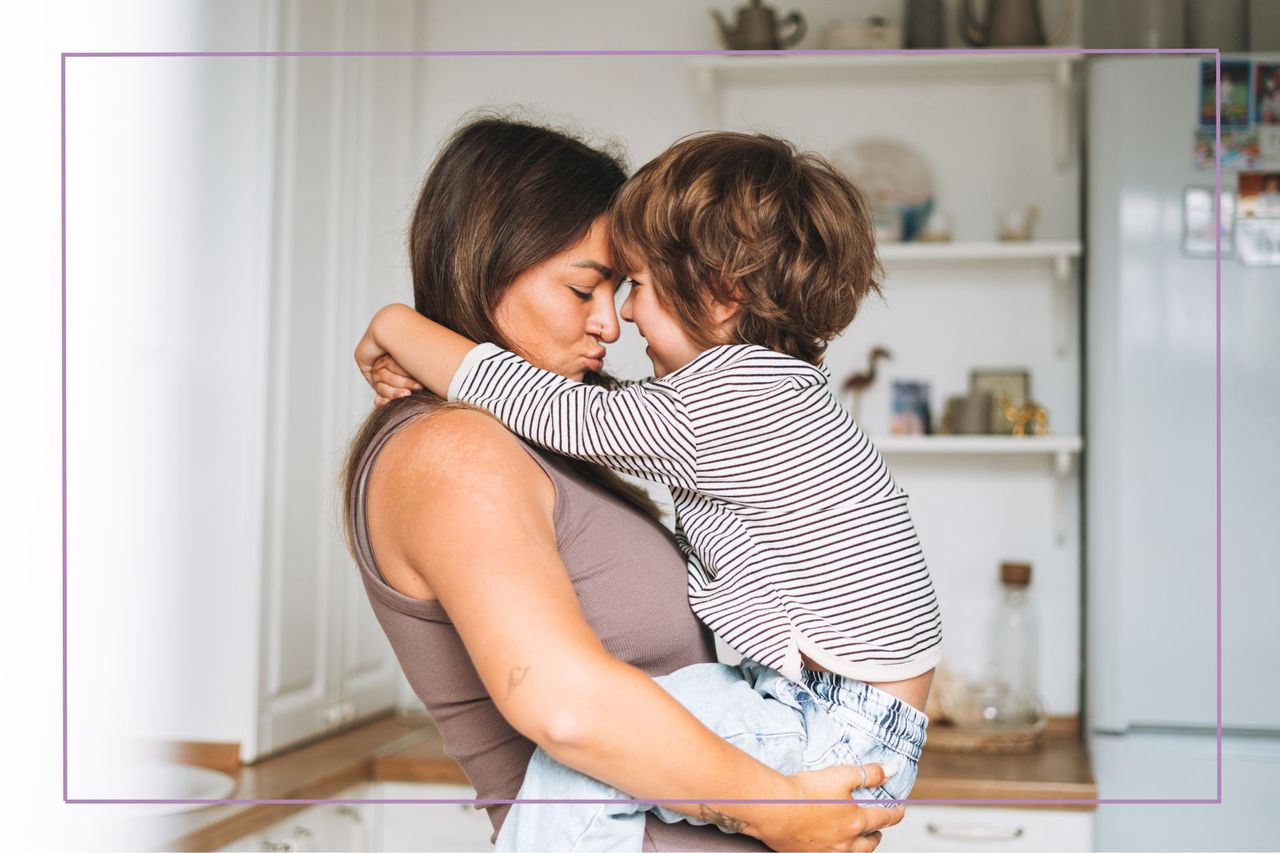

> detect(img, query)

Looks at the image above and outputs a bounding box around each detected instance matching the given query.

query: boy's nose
[619,290,635,324]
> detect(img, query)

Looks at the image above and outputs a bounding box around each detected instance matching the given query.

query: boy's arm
[354,303,475,399]
[451,344,699,491]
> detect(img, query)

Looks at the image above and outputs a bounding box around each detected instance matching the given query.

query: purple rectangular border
[61,47,1224,809]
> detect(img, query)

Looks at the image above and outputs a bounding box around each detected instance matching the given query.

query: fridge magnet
[1238,171,1280,219]
[1236,219,1280,266]
[1183,187,1235,257]
[970,369,1029,435]
[1255,62,1280,125]
[1260,126,1280,169]
[890,380,931,436]
[1194,128,1260,171]
[1200,60,1252,129]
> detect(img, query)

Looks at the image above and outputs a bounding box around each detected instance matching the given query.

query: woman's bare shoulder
[371,405,553,510]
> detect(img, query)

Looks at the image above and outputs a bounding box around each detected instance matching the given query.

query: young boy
[356,132,942,849]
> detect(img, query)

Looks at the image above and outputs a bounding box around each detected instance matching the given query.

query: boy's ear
[707,294,740,327]
[708,278,743,328]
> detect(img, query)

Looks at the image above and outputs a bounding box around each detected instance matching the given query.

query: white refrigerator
[1085,55,1280,850]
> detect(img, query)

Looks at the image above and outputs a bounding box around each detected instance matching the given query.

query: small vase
[1120,0,1184,49]
[1187,0,1248,52]
[905,0,945,49]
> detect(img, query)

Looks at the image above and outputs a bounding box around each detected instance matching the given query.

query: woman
[342,116,903,851]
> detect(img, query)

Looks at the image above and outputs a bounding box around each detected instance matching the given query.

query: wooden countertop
[163,713,435,851]
[169,712,1095,849]
[913,717,1097,807]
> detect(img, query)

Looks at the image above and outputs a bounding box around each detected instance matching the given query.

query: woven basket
[927,721,1046,754]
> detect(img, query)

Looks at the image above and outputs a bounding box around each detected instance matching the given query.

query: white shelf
[877,435,1082,542]
[878,240,1080,262]
[689,51,1079,167]
[875,435,1082,455]
[687,51,1082,84]
[879,241,1080,356]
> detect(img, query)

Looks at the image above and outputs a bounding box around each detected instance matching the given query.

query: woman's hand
[367,354,423,407]
[752,763,905,852]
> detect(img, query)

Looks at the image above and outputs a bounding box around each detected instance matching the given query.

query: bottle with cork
[970,560,1045,729]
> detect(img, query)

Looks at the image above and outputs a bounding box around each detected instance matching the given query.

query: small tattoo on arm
[698,804,747,833]
[508,666,528,691]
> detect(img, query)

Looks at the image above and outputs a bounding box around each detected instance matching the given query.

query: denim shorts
[494,659,929,851]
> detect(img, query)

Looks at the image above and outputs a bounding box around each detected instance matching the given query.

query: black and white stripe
[452,342,943,682]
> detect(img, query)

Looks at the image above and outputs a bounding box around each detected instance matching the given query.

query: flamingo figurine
[841,346,892,423]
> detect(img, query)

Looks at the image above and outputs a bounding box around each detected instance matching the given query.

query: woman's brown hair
[609,131,884,366]
[341,116,661,559]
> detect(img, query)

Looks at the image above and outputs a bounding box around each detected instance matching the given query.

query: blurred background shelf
[690,52,1080,166]
[687,51,1082,83]
[878,240,1081,262]
[876,435,1082,455]
[877,435,1082,543]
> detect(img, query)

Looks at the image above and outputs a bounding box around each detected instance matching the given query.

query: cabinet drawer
[878,805,1093,852]
[376,782,496,852]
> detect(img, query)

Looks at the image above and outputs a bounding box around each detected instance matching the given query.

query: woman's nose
[592,300,620,343]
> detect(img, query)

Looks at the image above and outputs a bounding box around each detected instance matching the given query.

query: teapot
[960,0,1073,47]
[712,0,806,50]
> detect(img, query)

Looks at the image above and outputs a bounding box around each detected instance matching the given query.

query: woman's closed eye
[568,286,595,302]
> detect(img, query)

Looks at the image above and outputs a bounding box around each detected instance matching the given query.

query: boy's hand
[369,354,423,406]
[355,308,423,406]
[353,302,476,402]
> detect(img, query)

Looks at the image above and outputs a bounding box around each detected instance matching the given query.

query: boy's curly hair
[608,132,883,366]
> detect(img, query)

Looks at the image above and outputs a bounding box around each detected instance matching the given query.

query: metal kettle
[960,0,1073,47]
[712,0,806,50]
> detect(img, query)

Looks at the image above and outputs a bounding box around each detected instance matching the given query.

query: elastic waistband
[798,668,929,762]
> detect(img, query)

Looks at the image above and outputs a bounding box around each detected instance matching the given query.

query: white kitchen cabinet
[250,1,427,761]
[216,783,381,852]
[878,804,1093,852]
[375,782,496,852]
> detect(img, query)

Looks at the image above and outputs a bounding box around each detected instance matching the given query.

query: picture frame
[970,369,1030,435]
[890,380,931,436]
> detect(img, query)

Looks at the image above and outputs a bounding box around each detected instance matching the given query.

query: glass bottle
[972,561,1044,728]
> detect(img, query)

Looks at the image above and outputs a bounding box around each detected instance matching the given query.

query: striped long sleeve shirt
[448,342,942,683]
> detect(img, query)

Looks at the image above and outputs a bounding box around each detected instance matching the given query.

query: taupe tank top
[351,402,768,851]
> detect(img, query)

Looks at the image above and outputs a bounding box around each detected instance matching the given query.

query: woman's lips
[585,352,605,372]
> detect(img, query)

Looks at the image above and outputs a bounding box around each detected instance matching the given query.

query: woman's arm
[367,409,902,852]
